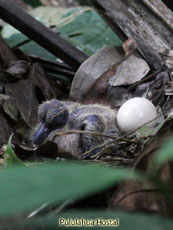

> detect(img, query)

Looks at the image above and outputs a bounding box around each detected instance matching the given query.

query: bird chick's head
[33,100,69,146]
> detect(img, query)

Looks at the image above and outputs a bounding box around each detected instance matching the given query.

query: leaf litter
[0,13,172,168]
[0,3,173,219]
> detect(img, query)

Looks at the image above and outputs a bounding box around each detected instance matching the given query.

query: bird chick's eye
[80,123,86,131]
[46,108,69,130]
[38,100,64,122]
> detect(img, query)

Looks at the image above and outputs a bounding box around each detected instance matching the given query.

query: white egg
[117,97,157,133]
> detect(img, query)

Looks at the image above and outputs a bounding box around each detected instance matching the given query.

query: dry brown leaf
[70,46,125,103]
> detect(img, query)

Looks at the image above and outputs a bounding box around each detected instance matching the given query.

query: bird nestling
[33,99,119,157]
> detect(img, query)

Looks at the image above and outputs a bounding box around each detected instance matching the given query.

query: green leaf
[0,162,142,216]
[1,7,121,61]
[58,9,122,55]
[4,134,26,167]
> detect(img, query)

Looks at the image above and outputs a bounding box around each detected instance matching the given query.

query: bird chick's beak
[33,123,50,146]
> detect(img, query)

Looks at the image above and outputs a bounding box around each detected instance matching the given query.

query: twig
[79,141,113,159]
[52,130,140,144]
